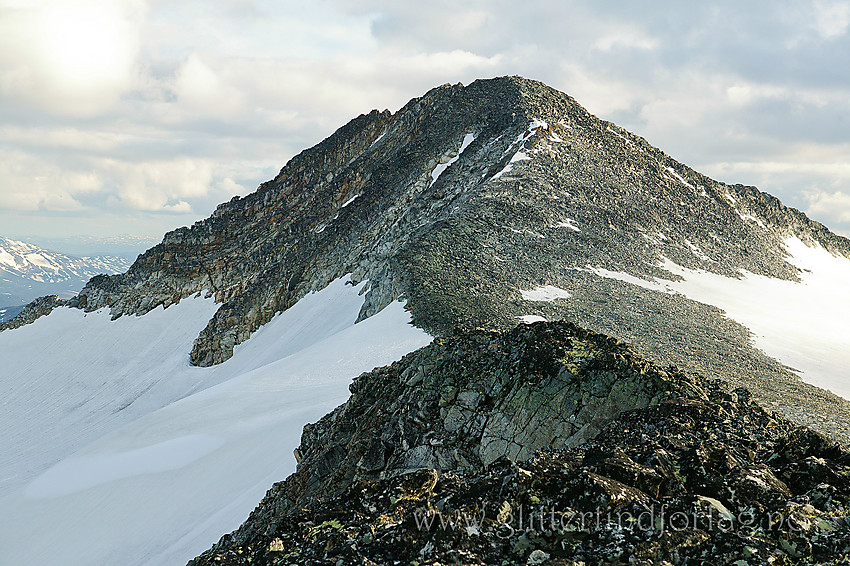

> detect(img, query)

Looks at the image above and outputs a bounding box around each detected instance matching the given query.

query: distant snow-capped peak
[0,237,130,284]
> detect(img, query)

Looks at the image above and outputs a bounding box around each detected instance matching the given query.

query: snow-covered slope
[0,277,431,566]
[585,237,850,400]
[0,236,131,311]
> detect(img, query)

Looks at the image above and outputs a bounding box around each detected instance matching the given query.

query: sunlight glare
[35,1,139,92]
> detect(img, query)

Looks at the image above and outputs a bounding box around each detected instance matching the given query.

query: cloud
[593,30,658,52]
[725,84,787,107]
[172,53,247,118]
[103,158,212,212]
[153,47,504,137]
[0,0,146,117]
[813,0,850,38]
[806,190,850,228]
[0,150,99,211]
[1,0,849,243]
[0,125,133,154]
[0,147,259,217]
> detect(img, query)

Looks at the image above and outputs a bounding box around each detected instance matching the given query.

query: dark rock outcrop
[0,295,65,331]
[189,322,850,566]
[261,321,696,513]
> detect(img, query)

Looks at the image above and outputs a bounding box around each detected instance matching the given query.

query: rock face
[8,76,844,439]
[189,322,850,565]
[0,295,65,331]
[258,321,694,513]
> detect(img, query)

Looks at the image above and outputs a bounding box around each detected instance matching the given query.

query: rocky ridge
[6,76,847,442]
[189,321,850,565]
[0,294,64,331]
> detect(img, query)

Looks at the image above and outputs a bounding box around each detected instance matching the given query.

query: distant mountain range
[16,234,158,259]
[0,236,131,321]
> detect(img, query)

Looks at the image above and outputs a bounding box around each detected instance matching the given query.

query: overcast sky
[1,0,849,244]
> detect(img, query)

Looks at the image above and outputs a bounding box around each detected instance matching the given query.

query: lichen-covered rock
[188,322,850,566]
[280,321,700,513]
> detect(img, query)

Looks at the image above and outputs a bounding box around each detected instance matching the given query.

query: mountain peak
[10,76,850,438]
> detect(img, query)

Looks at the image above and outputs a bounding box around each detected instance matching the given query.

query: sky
[1,0,849,245]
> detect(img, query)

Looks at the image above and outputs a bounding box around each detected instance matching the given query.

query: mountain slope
[0,277,431,566]
[69,78,848,362]
[50,76,850,439]
[0,236,130,319]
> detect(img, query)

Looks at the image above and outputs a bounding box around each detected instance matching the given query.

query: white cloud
[0,148,258,216]
[704,140,850,183]
[0,0,146,117]
[173,53,247,118]
[0,126,132,153]
[806,190,850,223]
[804,192,850,237]
[217,176,247,197]
[103,158,211,212]
[593,30,658,52]
[636,72,729,131]
[725,83,787,107]
[701,149,850,197]
[813,0,850,38]
[143,1,377,60]
[160,48,503,127]
[552,62,646,117]
[0,150,104,211]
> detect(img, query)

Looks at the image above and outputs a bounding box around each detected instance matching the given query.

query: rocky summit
[189,322,850,565]
[8,76,847,441]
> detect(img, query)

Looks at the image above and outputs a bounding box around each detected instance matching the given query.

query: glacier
[0,277,431,566]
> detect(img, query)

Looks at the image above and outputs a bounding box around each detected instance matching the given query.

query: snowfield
[656,238,850,400]
[521,285,572,302]
[587,237,850,401]
[0,277,432,566]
